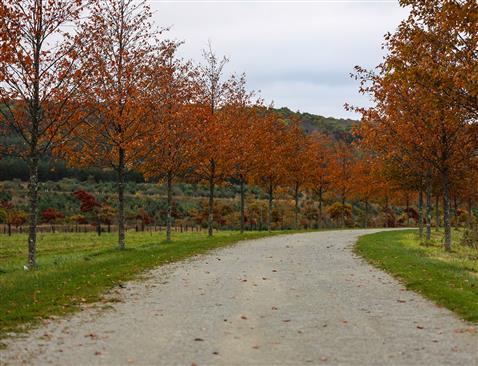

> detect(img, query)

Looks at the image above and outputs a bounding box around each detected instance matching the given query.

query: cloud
[148,0,408,118]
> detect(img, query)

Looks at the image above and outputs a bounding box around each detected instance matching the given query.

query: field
[356,230,478,322]
[0,230,297,342]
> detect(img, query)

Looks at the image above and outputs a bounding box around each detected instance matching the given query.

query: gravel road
[2,230,477,366]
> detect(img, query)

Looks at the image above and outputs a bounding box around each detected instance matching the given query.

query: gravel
[2,229,477,365]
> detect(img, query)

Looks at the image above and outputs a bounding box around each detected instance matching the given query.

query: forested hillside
[0,109,356,182]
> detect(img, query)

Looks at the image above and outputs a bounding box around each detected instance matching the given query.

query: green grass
[356,229,478,322]
[0,230,297,341]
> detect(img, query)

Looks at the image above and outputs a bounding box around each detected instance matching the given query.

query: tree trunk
[96,216,101,236]
[294,182,300,230]
[364,200,369,228]
[406,193,410,226]
[454,196,459,229]
[442,169,452,251]
[435,195,440,231]
[118,148,126,250]
[318,187,323,229]
[418,189,424,241]
[166,171,172,242]
[240,179,245,234]
[426,182,432,241]
[27,157,39,268]
[7,223,11,237]
[208,159,216,237]
[341,194,346,228]
[467,199,473,228]
[268,182,273,232]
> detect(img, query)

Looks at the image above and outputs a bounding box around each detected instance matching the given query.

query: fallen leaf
[241,316,248,320]
[416,325,424,329]
[194,338,204,342]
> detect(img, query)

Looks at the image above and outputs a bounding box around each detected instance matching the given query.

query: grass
[355,229,478,322]
[0,229,299,341]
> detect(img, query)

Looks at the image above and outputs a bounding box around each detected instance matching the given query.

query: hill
[275,107,357,140]
[0,109,357,182]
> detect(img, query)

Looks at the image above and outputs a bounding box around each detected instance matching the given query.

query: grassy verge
[0,230,299,341]
[355,229,478,322]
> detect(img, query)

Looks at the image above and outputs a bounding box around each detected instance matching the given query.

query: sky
[148,0,409,119]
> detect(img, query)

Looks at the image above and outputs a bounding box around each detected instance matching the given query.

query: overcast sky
[148,0,409,119]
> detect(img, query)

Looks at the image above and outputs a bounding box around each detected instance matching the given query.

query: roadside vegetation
[356,230,478,323]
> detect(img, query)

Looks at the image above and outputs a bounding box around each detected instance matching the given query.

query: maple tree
[0,0,93,267]
[222,75,262,233]
[139,43,199,242]
[328,140,356,227]
[41,208,64,232]
[349,155,380,228]
[283,121,314,229]
[0,200,14,236]
[73,189,102,235]
[63,0,168,249]
[252,110,289,231]
[308,133,333,228]
[191,45,235,237]
[136,208,152,232]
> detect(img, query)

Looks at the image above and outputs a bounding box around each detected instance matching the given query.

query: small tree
[326,203,352,227]
[73,190,102,235]
[136,208,152,232]
[41,208,64,233]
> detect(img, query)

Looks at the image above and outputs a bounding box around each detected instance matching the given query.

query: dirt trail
[2,230,477,365]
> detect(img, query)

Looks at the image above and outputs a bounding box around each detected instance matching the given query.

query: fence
[0,224,207,235]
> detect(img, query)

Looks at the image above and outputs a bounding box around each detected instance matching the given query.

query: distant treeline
[0,158,144,183]
[0,108,355,183]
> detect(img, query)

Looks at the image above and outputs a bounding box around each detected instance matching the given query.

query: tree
[283,121,314,229]
[64,0,167,249]
[41,208,64,232]
[309,133,332,228]
[0,0,92,267]
[350,155,380,228]
[192,45,234,237]
[139,43,199,242]
[99,205,116,233]
[222,74,261,233]
[73,189,102,235]
[328,140,356,227]
[136,208,152,232]
[326,203,352,226]
[0,200,14,236]
[252,110,288,231]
